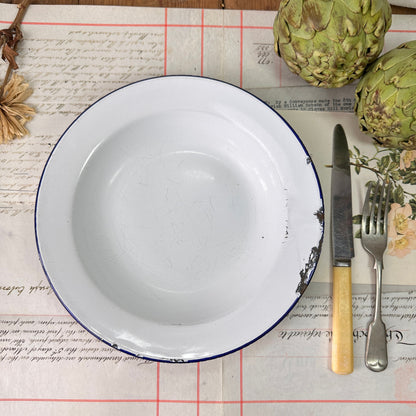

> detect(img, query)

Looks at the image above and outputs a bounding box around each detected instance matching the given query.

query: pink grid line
[164,8,168,76]
[197,363,201,416]
[201,10,204,77]
[240,10,244,88]
[389,29,416,32]
[156,363,160,416]
[0,313,70,317]
[240,349,244,415]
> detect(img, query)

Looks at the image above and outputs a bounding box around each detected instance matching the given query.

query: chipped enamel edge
[297,206,325,296]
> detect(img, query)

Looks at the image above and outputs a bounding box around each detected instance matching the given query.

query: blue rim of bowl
[34,74,325,363]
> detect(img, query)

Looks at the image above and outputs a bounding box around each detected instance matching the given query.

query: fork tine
[362,182,373,235]
[376,182,385,235]
[383,182,392,236]
[369,182,380,235]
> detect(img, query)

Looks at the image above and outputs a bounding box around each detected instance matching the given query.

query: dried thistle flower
[0,73,35,144]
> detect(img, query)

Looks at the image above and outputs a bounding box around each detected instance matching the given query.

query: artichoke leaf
[325,3,348,41]
[364,34,385,58]
[279,42,303,69]
[379,49,415,70]
[299,68,316,85]
[302,0,333,32]
[363,5,390,36]
[400,116,416,136]
[373,13,389,38]
[378,82,398,104]
[392,64,416,89]
[361,0,371,15]
[411,118,416,133]
[275,18,291,45]
[363,12,385,36]
[308,49,324,69]
[280,0,303,29]
[397,88,416,117]
[339,0,362,14]
[373,0,392,17]
[400,40,416,50]
[341,31,365,55]
[288,22,316,40]
[290,34,315,58]
[345,16,360,37]
[360,66,384,92]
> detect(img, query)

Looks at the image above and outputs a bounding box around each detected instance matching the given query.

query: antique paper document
[1,4,416,415]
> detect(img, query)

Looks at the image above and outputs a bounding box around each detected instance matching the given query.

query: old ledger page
[1,4,416,415]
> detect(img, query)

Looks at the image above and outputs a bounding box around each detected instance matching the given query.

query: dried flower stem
[0,0,34,144]
[0,0,31,97]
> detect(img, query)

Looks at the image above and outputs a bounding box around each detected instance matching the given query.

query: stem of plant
[349,162,381,176]
[0,0,31,97]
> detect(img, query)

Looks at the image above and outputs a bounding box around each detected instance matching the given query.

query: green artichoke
[355,41,416,150]
[273,0,392,88]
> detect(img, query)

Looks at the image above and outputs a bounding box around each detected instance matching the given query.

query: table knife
[331,124,354,375]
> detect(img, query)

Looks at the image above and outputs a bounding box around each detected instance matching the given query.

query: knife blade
[331,124,354,375]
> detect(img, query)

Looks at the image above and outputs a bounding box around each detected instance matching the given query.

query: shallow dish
[35,76,324,362]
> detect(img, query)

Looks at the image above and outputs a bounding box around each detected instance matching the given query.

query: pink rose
[388,203,414,239]
[388,232,416,258]
[387,203,416,258]
[399,150,416,170]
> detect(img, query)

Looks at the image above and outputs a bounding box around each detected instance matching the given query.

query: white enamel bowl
[35,76,324,362]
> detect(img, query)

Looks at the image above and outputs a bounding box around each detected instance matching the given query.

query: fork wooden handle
[331,266,354,374]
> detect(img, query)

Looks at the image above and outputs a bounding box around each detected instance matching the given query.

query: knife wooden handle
[331,266,353,375]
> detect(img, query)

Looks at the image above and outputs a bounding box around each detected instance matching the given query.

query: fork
[361,180,391,372]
